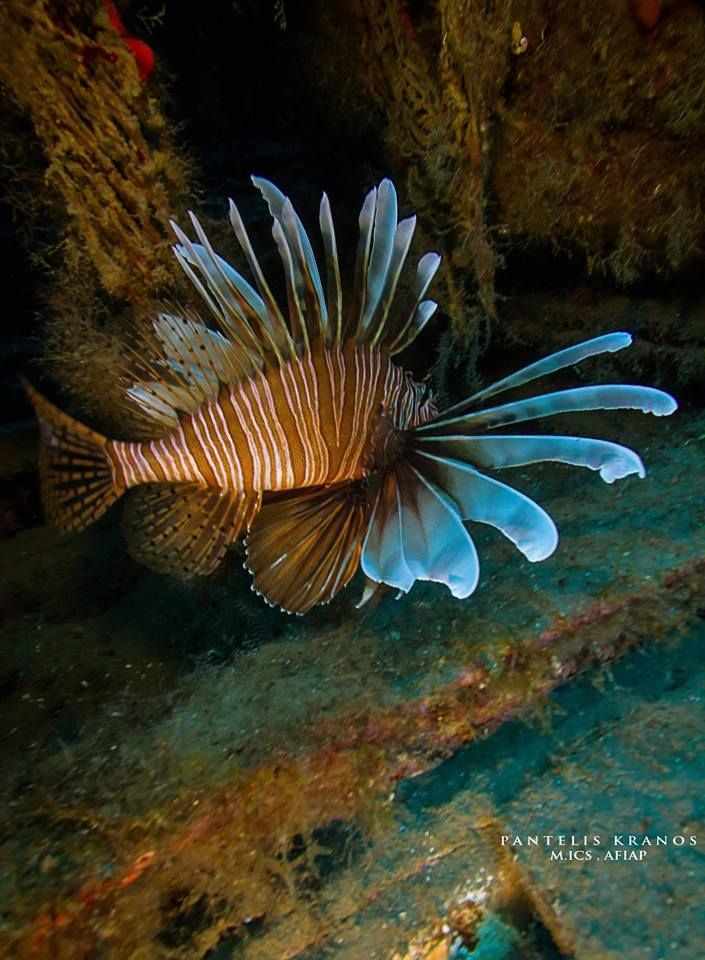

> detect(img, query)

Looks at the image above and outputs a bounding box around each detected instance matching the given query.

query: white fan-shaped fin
[271,218,309,351]
[127,380,198,418]
[153,314,240,383]
[413,450,559,562]
[351,186,377,333]
[388,253,441,354]
[371,215,417,347]
[280,197,327,337]
[361,465,480,599]
[125,384,180,426]
[170,237,266,365]
[361,473,415,593]
[186,214,269,323]
[403,465,480,598]
[227,197,294,359]
[414,252,442,299]
[441,332,635,419]
[145,314,218,402]
[420,385,679,433]
[227,198,279,309]
[417,434,646,484]
[171,241,225,329]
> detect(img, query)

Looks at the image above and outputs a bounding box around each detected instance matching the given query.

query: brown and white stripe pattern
[109,340,435,497]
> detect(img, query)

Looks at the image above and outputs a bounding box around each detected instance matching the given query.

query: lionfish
[24,178,677,613]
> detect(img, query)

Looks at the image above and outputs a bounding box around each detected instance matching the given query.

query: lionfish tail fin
[23,379,124,533]
[245,482,369,614]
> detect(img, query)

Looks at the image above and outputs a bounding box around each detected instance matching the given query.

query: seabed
[1,407,704,959]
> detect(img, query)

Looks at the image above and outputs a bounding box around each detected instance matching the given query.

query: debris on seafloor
[389,844,529,960]
[389,883,497,960]
[3,512,704,954]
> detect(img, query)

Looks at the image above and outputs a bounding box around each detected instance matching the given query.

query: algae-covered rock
[307,0,705,360]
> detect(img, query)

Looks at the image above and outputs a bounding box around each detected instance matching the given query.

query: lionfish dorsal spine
[369,214,416,348]
[252,176,329,347]
[358,178,398,335]
[387,252,440,355]
[171,222,267,363]
[187,211,272,342]
[350,184,377,337]
[226,197,294,362]
[318,192,343,345]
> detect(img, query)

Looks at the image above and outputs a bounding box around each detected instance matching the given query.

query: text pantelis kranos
[499,834,697,862]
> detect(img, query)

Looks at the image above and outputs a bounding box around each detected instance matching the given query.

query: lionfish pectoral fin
[409,448,558,562]
[245,483,368,614]
[360,462,480,601]
[122,484,260,578]
[22,378,124,533]
[405,358,679,581]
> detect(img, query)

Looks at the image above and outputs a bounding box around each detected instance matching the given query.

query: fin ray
[252,176,328,341]
[359,178,398,333]
[123,484,260,578]
[227,198,295,359]
[169,178,442,371]
[441,332,634,418]
[245,483,368,613]
[369,215,416,347]
[319,192,343,344]
[361,462,479,599]
[416,434,646,484]
[23,380,124,532]
[412,449,558,562]
[419,384,678,434]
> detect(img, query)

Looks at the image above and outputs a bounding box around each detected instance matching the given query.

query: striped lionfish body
[25,178,677,613]
[109,341,435,495]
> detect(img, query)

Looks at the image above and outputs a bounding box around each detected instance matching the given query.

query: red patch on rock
[629,0,662,30]
[104,0,155,82]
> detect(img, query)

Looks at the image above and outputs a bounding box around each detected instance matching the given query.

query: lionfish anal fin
[245,482,368,614]
[122,483,260,578]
